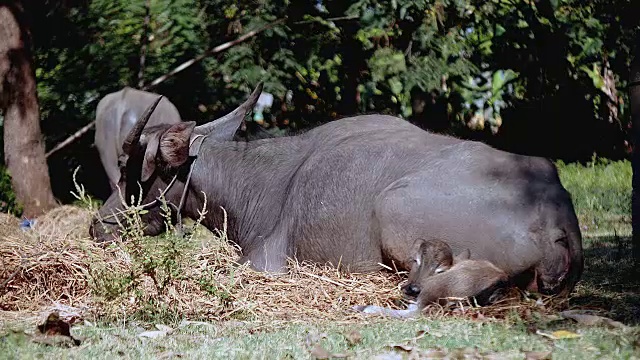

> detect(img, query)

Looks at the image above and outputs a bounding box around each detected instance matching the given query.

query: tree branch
[137,0,151,89]
[140,18,284,91]
[45,18,285,158]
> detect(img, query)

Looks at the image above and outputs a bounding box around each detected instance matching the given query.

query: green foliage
[9,0,635,205]
[0,166,22,215]
[31,0,637,135]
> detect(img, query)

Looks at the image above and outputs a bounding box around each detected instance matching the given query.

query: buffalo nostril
[403,284,421,297]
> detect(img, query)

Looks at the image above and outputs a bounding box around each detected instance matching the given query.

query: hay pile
[1,205,565,324]
[419,287,566,323]
[1,206,99,312]
[0,205,403,323]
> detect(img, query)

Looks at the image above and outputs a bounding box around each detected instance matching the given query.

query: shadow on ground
[570,234,640,325]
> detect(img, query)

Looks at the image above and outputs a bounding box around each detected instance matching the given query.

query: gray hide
[94,87,182,190]
[90,83,584,298]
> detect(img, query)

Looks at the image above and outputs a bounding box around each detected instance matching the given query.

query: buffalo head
[89,83,264,242]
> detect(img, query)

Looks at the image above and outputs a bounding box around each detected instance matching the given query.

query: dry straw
[0,205,406,323]
[0,204,563,324]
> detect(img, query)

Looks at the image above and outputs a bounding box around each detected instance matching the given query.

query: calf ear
[454,248,471,262]
[410,238,425,256]
[158,122,196,167]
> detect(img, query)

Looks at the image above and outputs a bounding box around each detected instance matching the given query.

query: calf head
[416,259,510,308]
[354,257,510,319]
[401,238,470,298]
[89,83,264,242]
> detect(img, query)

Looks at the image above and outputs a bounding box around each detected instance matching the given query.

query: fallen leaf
[310,343,331,359]
[551,330,581,339]
[344,329,363,346]
[372,352,403,360]
[156,351,183,359]
[536,329,581,340]
[138,330,169,339]
[390,344,413,352]
[535,330,556,340]
[525,350,552,359]
[34,312,81,347]
[560,311,626,329]
[155,324,174,333]
[413,329,428,340]
[178,320,214,329]
[418,349,447,358]
[37,313,71,337]
[330,353,350,358]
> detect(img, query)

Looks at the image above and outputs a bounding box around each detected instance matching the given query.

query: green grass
[2,158,639,359]
[2,315,639,359]
[556,158,631,236]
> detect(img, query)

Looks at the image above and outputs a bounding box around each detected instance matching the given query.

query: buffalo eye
[555,237,569,249]
[117,155,127,169]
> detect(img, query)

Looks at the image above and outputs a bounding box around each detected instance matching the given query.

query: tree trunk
[631,31,640,264]
[0,1,57,217]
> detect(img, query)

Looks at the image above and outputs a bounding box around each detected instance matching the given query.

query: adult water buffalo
[89,82,584,297]
[94,87,182,190]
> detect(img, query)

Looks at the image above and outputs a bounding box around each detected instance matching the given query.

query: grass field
[1,159,639,359]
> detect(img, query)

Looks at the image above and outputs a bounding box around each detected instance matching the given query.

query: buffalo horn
[195,82,264,135]
[122,95,163,154]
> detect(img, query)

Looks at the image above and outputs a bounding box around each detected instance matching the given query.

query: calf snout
[402,283,421,297]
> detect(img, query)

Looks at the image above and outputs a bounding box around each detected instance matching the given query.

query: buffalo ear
[141,134,160,182]
[158,121,196,167]
[454,248,471,262]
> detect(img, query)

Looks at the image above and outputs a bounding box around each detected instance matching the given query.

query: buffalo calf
[355,244,509,318]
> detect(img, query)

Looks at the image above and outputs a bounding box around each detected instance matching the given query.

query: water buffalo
[94,87,182,190]
[89,82,583,298]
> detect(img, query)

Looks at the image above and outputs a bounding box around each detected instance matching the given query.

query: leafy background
[1,0,638,210]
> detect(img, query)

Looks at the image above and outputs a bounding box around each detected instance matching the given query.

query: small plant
[72,167,242,322]
[70,167,101,212]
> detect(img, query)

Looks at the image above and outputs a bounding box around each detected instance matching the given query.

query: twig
[45,121,97,158]
[137,0,152,89]
[140,18,285,90]
[292,15,359,25]
[302,272,348,288]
